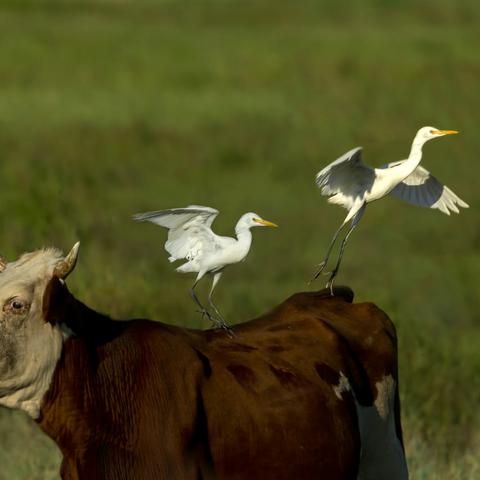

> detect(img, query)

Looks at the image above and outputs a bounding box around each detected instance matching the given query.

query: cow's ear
[42,276,72,326]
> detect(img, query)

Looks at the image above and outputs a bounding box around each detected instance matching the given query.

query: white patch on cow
[333,371,351,399]
[0,248,70,419]
[331,371,408,478]
[373,374,396,420]
[356,375,409,480]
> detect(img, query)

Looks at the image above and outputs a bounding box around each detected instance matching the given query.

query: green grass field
[0,1,479,478]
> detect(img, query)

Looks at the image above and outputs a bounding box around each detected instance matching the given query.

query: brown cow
[0,244,408,479]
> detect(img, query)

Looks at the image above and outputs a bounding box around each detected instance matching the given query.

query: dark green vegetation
[0,1,478,478]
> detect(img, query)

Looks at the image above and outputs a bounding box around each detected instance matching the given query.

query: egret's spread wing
[133,206,220,261]
[386,164,469,215]
[315,147,375,210]
[133,205,219,228]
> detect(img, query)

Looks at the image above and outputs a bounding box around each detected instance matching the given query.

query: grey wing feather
[132,205,219,261]
[315,147,375,210]
[132,205,219,228]
[387,164,469,215]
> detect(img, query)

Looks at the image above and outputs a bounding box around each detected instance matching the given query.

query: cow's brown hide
[38,279,402,480]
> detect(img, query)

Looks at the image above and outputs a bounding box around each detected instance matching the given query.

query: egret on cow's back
[133,205,277,330]
[311,126,468,290]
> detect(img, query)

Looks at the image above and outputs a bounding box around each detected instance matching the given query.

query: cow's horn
[0,256,7,273]
[54,242,80,279]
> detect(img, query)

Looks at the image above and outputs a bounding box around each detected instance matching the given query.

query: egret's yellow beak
[255,218,278,228]
[432,129,459,136]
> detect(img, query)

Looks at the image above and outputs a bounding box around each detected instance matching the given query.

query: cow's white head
[0,243,80,418]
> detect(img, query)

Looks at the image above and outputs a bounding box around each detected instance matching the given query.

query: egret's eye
[429,130,434,134]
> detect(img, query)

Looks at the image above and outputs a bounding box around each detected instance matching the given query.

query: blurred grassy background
[0,0,479,478]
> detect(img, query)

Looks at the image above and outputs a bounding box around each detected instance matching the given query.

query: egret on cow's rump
[133,205,277,330]
[311,126,468,290]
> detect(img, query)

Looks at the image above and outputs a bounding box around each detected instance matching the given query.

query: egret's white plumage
[133,205,277,329]
[312,126,468,289]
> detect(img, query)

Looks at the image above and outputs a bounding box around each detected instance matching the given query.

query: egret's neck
[396,137,426,180]
[406,137,425,169]
[235,223,252,241]
[232,223,253,262]
[235,222,253,254]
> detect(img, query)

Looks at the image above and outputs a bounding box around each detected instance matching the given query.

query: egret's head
[241,213,278,229]
[416,126,458,143]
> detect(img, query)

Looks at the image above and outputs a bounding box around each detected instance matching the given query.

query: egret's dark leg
[190,280,214,323]
[208,272,226,325]
[309,222,347,284]
[208,272,234,337]
[326,205,366,295]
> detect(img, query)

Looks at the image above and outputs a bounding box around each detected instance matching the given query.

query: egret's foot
[210,315,235,338]
[208,301,235,337]
[308,260,329,285]
[196,308,215,323]
[223,325,236,339]
[325,269,339,296]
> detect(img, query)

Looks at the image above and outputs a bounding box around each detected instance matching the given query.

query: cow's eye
[3,298,29,315]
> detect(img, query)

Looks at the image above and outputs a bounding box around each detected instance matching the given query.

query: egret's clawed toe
[326,269,339,296]
[309,261,329,285]
[220,323,235,338]
[196,308,215,323]
[210,316,235,337]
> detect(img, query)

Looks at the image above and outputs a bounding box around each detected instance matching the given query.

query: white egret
[133,205,277,330]
[312,126,468,290]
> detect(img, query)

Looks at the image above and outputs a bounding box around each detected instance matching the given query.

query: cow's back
[193,287,406,479]
[39,286,407,480]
